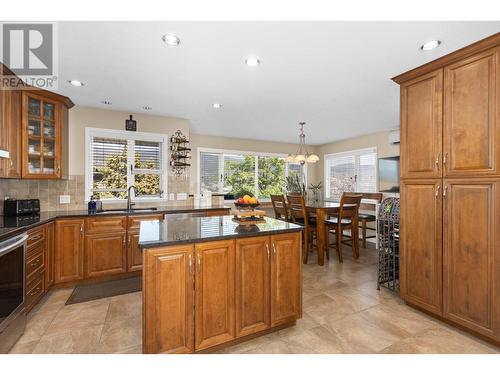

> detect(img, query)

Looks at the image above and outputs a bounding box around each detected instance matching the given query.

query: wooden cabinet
[443,179,500,339]
[194,240,235,351]
[85,233,127,278]
[444,47,500,177]
[143,245,194,354]
[1,63,71,179]
[21,91,72,179]
[54,219,84,284]
[400,69,443,179]
[45,222,55,289]
[84,216,127,278]
[142,232,302,354]
[235,236,270,338]
[271,233,301,326]
[127,214,164,272]
[25,223,54,312]
[400,180,443,315]
[394,34,500,344]
[0,80,22,178]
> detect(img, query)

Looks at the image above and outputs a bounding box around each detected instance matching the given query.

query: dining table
[305,200,356,266]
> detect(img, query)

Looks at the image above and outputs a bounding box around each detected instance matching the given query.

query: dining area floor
[9,245,499,354]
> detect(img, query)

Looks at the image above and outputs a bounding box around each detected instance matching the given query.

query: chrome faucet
[127,186,137,211]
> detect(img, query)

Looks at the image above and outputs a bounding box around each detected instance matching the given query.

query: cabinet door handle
[435,185,440,199]
[189,254,193,274]
[443,153,448,165]
[197,253,201,273]
[272,242,276,257]
[80,224,84,236]
[266,243,270,260]
[123,237,126,249]
[435,154,440,170]
[443,185,447,198]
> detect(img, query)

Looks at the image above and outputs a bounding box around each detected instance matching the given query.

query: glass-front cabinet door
[23,93,61,178]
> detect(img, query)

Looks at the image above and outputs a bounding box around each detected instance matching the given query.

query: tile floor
[9,245,500,354]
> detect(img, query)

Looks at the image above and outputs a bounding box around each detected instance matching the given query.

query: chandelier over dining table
[286,122,319,164]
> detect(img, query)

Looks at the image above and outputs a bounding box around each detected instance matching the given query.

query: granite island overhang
[139,215,303,354]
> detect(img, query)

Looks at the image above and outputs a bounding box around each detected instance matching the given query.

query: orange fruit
[249,197,258,204]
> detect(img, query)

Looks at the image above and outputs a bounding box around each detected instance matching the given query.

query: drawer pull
[30,258,41,267]
[30,235,42,242]
[29,286,41,296]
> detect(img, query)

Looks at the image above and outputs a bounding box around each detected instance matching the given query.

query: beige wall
[313,130,400,192]
[68,106,190,175]
[189,133,319,193]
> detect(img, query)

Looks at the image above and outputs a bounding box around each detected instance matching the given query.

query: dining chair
[270,194,289,222]
[349,192,383,247]
[286,194,317,264]
[324,193,362,262]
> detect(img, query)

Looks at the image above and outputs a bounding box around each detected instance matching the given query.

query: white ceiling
[57,21,500,145]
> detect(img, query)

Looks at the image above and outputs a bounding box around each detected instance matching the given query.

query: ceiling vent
[388,129,400,144]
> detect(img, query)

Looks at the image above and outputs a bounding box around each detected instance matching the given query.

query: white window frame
[85,127,169,202]
[323,146,378,201]
[197,147,307,201]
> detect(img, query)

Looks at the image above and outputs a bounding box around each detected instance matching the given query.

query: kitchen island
[139,215,303,354]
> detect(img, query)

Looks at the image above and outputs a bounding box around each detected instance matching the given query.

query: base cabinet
[54,219,84,284]
[443,179,500,339]
[235,237,270,338]
[142,232,302,354]
[84,233,127,278]
[400,180,443,316]
[271,233,301,326]
[143,245,194,354]
[195,240,235,351]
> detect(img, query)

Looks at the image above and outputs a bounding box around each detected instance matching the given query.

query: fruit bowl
[234,201,260,210]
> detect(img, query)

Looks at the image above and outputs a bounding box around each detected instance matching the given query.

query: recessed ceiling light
[162,33,180,46]
[101,100,112,105]
[142,106,152,111]
[68,80,84,87]
[245,57,260,66]
[421,40,441,51]
[212,103,222,109]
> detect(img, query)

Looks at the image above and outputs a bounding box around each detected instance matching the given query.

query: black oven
[0,233,27,353]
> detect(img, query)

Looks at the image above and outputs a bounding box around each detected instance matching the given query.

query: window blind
[91,137,128,197]
[200,152,221,192]
[324,148,377,199]
[134,140,161,171]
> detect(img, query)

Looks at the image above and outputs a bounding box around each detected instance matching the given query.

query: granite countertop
[0,204,229,241]
[139,216,302,248]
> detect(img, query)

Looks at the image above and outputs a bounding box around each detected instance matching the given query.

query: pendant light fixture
[286,122,319,165]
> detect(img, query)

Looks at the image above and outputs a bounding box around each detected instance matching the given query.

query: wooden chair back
[348,192,383,211]
[339,193,363,220]
[270,194,289,221]
[286,194,309,225]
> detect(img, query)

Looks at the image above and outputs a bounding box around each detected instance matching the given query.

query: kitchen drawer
[127,214,165,230]
[27,226,45,249]
[26,271,45,311]
[26,245,44,279]
[85,216,127,234]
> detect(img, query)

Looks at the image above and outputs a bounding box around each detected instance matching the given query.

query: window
[324,147,377,200]
[85,128,168,200]
[198,148,305,199]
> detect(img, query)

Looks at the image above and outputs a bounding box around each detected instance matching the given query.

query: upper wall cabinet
[22,91,72,179]
[0,63,73,179]
[400,69,443,179]
[443,47,499,177]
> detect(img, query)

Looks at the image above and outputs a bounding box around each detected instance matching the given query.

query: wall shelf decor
[170,130,191,177]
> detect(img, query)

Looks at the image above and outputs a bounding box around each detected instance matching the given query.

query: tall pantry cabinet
[394,33,500,344]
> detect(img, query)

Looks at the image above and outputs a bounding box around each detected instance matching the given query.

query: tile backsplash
[0,174,195,214]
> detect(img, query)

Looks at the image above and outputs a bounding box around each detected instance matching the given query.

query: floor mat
[65,276,141,305]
